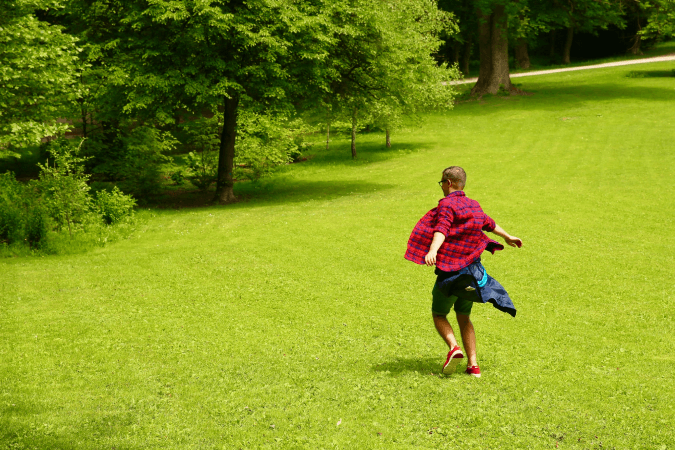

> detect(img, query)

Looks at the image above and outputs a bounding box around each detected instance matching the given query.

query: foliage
[0,137,137,254]
[0,0,80,158]
[94,186,136,225]
[36,138,93,237]
[185,150,218,191]
[637,0,675,40]
[0,172,51,249]
[234,110,314,182]
[170,170,186,186]
[93,126,175,199]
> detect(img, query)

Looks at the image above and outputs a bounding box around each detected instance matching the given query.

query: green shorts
[431,283,475,316]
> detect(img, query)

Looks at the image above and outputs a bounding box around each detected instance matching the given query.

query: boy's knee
[456,312,471,323]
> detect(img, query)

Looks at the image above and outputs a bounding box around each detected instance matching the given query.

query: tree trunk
[562,27,574,64]
[351,108,357,159]
[515,38,530,69]
[326,122,330,150]
[471,5,516,96]
[453,42,461,65]
[214,95,239,204]
[549,29,557,59]
[461,40,472,76]
[628,17,643,55]
[386,128,391,148]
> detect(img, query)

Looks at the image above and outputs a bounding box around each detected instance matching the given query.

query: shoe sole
[467,372,481,378]
[442,352,464,375]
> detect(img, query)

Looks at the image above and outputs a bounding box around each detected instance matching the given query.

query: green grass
[1,61,674,449]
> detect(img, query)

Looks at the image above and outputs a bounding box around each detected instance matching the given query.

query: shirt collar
[447,190,465,198]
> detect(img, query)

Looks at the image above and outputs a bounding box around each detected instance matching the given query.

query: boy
[405,166,522,377]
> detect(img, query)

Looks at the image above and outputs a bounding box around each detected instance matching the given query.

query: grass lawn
[1,61,674,449]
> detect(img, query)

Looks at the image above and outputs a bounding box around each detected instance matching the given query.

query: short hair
[442,166,466,189]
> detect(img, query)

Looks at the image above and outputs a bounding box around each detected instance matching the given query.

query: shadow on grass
[147,179,395,209]
[626,69,675,78]
[371,356,442,376]
[0,404,72,449]
[450,81,674,117]
[146,138,427,209]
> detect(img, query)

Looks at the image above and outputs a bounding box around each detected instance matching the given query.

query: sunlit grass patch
[1,61,674,449]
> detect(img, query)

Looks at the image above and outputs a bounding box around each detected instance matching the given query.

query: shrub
[170,170,186,186]
[0,172,51,249]
[234,111,314,182]
[115,127,175,198]
[185,150,218,191]
[95,186,137,225]
[23,207,49,249]
[181,117,219,191]
[0,172,25,245]
[37,139,94,237]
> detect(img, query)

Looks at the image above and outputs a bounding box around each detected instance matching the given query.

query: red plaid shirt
[405,191,504,272]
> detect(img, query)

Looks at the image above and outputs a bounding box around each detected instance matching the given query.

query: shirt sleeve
[482,213,496,232]
[433,200,454,236]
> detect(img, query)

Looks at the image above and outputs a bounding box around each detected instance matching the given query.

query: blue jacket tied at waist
[435,259,516,317]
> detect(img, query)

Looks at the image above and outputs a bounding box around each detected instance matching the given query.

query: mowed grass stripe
[1,61,673,449]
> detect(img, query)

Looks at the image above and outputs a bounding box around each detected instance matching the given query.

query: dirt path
[451,54,675,85]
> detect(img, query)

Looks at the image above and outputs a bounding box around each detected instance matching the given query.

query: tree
[0,0,80,158]
[639,0,675,39]
[438,0,477,76]
[548,0,625,63]
[470,1,526,96]
[63,0,339,203]
[325,0,458,157]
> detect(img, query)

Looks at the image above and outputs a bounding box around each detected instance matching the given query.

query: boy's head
[441,166,466,190]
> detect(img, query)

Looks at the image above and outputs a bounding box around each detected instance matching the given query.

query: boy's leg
[456,313,477,367]
[432,314,459,350]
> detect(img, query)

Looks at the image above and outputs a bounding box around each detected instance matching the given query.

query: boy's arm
[490,224,523,248]
[424,232,446,266]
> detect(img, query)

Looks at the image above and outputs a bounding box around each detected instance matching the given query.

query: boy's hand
[504,236,522,248]
[424,250,437,266]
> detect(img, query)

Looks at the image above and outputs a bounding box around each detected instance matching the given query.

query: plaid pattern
[405,191,504,272]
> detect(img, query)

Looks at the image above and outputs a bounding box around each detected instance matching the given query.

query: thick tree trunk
[562,27,574,64]
[471,5,516,96]
[351,108,357,159]
[515,38,530,69]
[386,128,391,148]
[461,40,472,76]
[214,95,239,204]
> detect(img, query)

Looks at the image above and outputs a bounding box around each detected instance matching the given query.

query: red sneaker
[465,365,481,378]
[442,345,464,375]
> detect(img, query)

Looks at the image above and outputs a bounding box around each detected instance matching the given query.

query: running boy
[405,166,522,377]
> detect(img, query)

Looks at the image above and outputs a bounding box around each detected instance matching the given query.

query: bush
[90,126,175,199]
[234,111,314,182]
[185,150,218,191]
[38,139,94,237]
[170,170,186,186]
[181,117,219,191]
[0,172,51,249]
[24,207,49,249]
[116,127,175,198]
[0,172,25,245]
[95,186,137,225]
